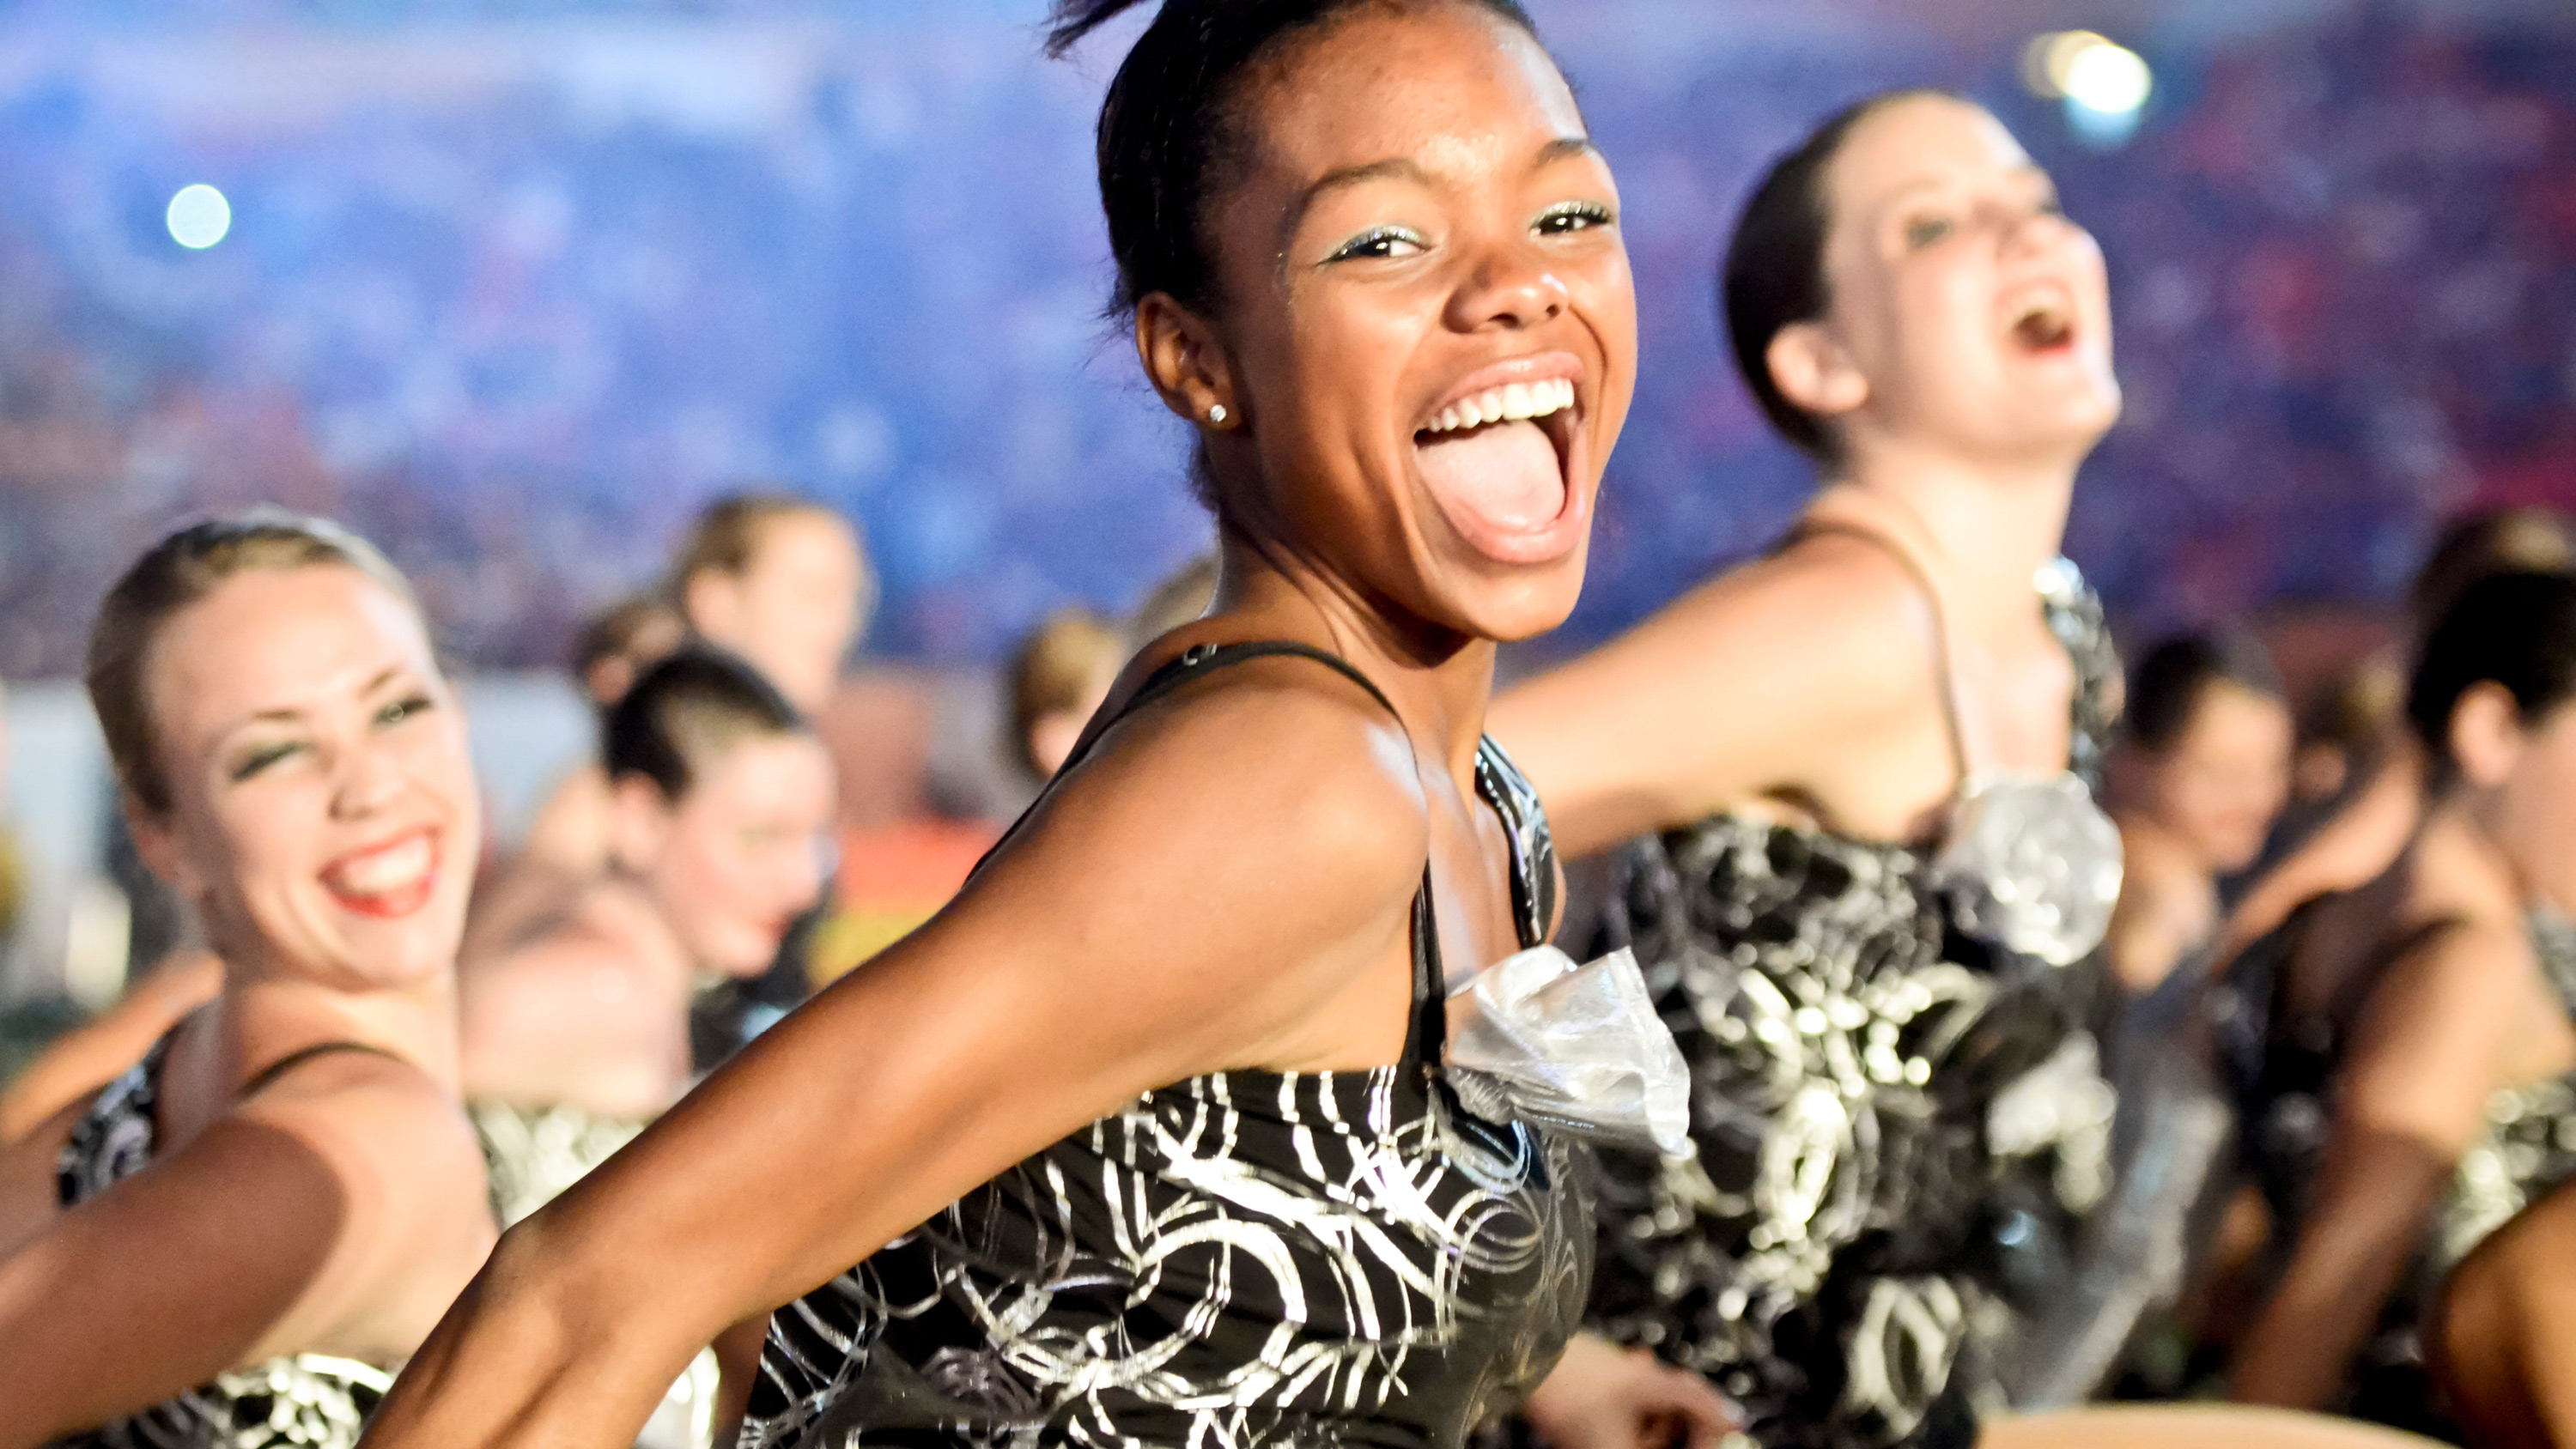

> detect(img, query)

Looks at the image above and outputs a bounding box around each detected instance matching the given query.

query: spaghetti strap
[239,1040,404,1100]
[1014,639,1449,1076]
[1790,519,1973,789]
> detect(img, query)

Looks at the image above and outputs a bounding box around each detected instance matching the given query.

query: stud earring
[1206,403,1229,427]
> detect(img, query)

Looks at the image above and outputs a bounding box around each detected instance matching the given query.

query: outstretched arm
[362,669,1437,1448]
[1490,541,1941,859]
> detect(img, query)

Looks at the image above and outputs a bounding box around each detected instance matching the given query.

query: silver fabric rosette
[1932,772,2123,967]
[1445,944,1692,1156]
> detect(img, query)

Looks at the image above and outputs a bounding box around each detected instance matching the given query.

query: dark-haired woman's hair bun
[1043,0,1538,316]
[2408,569,2576,772]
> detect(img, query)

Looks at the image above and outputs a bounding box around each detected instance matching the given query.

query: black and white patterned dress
[49,1040,394,1449]
[1586,556,2123,1449]
[743,642,1591,1449]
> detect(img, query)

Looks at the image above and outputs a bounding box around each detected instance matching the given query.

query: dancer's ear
[1768,321,1869,421]
[124,794,205,900]
[2450,682,2526,789]
[1136,292,1242,433]
[605,774,677,876]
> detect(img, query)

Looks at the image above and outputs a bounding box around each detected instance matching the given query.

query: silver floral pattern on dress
[1586,564,2121,1449]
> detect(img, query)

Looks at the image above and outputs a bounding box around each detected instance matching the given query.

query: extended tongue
[1416,419,1563,536]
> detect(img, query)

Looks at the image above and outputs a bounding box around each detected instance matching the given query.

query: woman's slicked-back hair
[1722,88,1953,462]
[668,491,851,589]
[605,646,810,803]
[2123,630,2286,754]
[87,508,423,816]
[1045,0,1540,318]
[2408,571,2576,773]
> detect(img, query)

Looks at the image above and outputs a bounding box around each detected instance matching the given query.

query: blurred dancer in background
[2103,634,2293,994]
[1493,88,2129,1447]
[668,494,870,1061]
[2435,1147,2576,1447]
[0,512,493,1446]
[670,494,870,718]
[361,1,1734,1445]
[2217,507,2574,964]
[2227,572,2576,1429]
[461,649,834,1218]
[1004,607,1124,782]
[459,649,833,1449]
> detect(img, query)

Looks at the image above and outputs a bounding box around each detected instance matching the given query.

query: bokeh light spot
[166,183,231,249]
[2064,41,2154,117]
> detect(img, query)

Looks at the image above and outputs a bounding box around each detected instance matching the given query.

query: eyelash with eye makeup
[1324,201,1615,264]
[225,694,437,783]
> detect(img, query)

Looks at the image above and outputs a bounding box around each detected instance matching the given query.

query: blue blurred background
[2,0,2568,678]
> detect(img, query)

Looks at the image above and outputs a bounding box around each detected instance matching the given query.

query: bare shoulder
[234,1050,487,1201]
[1034,650,1432,894]
[1589,534,1933,717]
[1716,531,1940,666]
[2346,915,2536,1080]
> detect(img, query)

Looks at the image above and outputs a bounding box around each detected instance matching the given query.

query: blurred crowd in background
[0,1,2566,678]
[0,0,2569,1081]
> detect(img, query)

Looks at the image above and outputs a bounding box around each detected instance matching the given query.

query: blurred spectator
[2105,633,2295,992]
[1007,606,1122,782]
[671,494,872,715]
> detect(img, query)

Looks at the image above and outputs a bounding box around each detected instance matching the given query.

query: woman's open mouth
[1411,358,1587,565]
[2006,293,2078,353]
[319,828,441,919]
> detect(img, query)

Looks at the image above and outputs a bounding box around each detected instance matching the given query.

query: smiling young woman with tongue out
[355,5,1723,1449]
[0,513,495,1448]
[1491,93,2434,1449]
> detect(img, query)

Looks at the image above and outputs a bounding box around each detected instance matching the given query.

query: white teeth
[1419,378,1577,435]
[326,835,431,896]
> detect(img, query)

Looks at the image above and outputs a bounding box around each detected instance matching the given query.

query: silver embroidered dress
[1587,554,2123,1449]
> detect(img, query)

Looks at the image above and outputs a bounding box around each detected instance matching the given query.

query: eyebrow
[1281,135,1605,241]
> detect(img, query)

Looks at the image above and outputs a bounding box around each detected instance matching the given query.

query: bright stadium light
[2064,41,2153,116]
[166,184,232,249]
[2023,31,2153,147]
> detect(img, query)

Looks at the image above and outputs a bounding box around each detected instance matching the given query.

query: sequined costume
[744,642,1591,1449]
[1587,547,2123,1449]
[2223,900,2576,1433]
[48,1040,396,1449]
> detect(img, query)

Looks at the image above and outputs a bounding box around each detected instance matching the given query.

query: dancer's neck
[211,959,462,1091]
[1210,530,1497,778]
[1811,441,2079,621]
